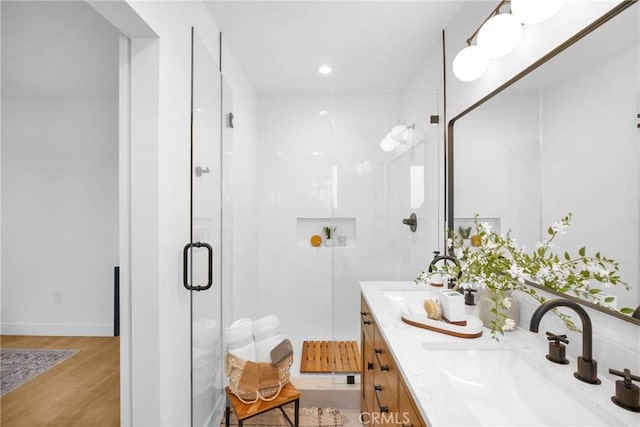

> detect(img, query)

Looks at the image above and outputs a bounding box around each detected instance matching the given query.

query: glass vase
[478,290,519,331]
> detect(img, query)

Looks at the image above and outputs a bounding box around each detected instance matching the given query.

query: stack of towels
[225,315,293,401]
[225,314,291,365]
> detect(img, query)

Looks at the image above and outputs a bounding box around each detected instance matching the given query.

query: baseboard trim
[1,322,114,337]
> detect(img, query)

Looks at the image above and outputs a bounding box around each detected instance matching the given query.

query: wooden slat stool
[224,382,300,427]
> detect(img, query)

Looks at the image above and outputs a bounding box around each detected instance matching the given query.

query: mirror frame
[446,0,640,326]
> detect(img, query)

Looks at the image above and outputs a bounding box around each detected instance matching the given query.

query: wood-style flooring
[0,335,120,426]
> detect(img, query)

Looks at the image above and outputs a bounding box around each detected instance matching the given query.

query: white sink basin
[383,288,438,305]
[422,342,625,426]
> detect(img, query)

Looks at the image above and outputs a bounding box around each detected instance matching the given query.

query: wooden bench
[224,382,300,427]
[299,340,361,373]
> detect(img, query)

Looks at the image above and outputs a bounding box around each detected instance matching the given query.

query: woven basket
[224,352,292,404]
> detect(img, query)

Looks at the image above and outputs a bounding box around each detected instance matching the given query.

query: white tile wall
[256,88,442,344]
[454,92,541,245]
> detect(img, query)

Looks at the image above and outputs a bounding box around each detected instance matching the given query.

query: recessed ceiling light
[318,65,332,75]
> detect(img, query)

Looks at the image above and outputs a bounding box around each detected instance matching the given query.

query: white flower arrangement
[415,213,630,339]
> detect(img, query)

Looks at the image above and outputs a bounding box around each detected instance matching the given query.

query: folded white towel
[225,318,256,361]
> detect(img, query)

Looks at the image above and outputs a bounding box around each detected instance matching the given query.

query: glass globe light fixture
[380,136,399,152]
[380,124,415,152]
[388,125,408,137]
[477,13,523,58]
[511,0,565,25]
[452,45,489,82]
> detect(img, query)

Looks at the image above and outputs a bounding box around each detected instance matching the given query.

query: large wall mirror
[448,1,640,325]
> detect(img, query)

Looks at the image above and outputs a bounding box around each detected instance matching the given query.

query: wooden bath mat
[299,341,361,373]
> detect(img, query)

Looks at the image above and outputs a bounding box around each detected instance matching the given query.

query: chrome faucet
[529,299,601,384]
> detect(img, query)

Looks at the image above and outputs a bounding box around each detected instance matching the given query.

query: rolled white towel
[252,315,280,341]
[252,315,284,363]
[256,335,284,363]
[225,318,256,361]
[226,318,252,343]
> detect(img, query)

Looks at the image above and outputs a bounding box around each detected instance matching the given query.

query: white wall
[2,98,118,335]
[1,1,119,336]
[0,0,3,332]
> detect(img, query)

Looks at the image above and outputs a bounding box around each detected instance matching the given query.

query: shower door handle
[183,242,213,291]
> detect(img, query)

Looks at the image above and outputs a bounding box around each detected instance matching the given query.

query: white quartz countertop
[360,281,640,427]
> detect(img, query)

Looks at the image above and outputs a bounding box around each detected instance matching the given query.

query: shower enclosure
[188,28,233,426]
[254,35,446,392]
[189,15,446,423]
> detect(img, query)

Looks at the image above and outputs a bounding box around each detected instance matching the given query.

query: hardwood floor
[1,335,120,426]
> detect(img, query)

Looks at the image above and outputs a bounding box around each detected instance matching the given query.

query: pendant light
[452,0,564,82]
[477,12,523,58]
[453,45,489,82]
[511,0,565,25]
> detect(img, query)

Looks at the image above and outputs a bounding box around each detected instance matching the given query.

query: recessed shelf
[297,217,356,248]
[454,217,501,236]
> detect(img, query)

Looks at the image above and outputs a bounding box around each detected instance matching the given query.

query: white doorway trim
[88,1,158,425]
[118,33,132,426]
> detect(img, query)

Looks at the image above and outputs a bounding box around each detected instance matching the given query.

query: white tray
[400,306,483,339]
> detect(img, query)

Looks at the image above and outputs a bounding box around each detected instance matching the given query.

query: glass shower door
[188,28,224,427]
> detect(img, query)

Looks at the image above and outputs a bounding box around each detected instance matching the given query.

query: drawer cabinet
[361,299,375,340]
[397,376,424,427]
[361,295,426,427]
[373,333,397,399]
[372,381,398,427]
[361,298,376,415]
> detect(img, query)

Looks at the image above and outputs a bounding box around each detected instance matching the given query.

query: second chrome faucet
[529,298,601,385]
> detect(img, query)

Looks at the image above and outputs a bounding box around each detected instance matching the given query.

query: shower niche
[296,217,356,248]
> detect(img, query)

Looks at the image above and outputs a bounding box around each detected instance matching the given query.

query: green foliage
[322,226,336,239]
[458,226,472,239]
[415,213,630,339]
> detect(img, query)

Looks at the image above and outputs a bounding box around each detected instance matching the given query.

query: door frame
[88,1,159,425]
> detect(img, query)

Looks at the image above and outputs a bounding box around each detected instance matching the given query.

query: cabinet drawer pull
[367,362,374,371]
[374,348,389,371]
[373,384,389,413]
[361,311,372,325]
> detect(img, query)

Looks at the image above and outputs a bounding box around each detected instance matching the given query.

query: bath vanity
[359,281,640,427]
[361,296,425,427]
